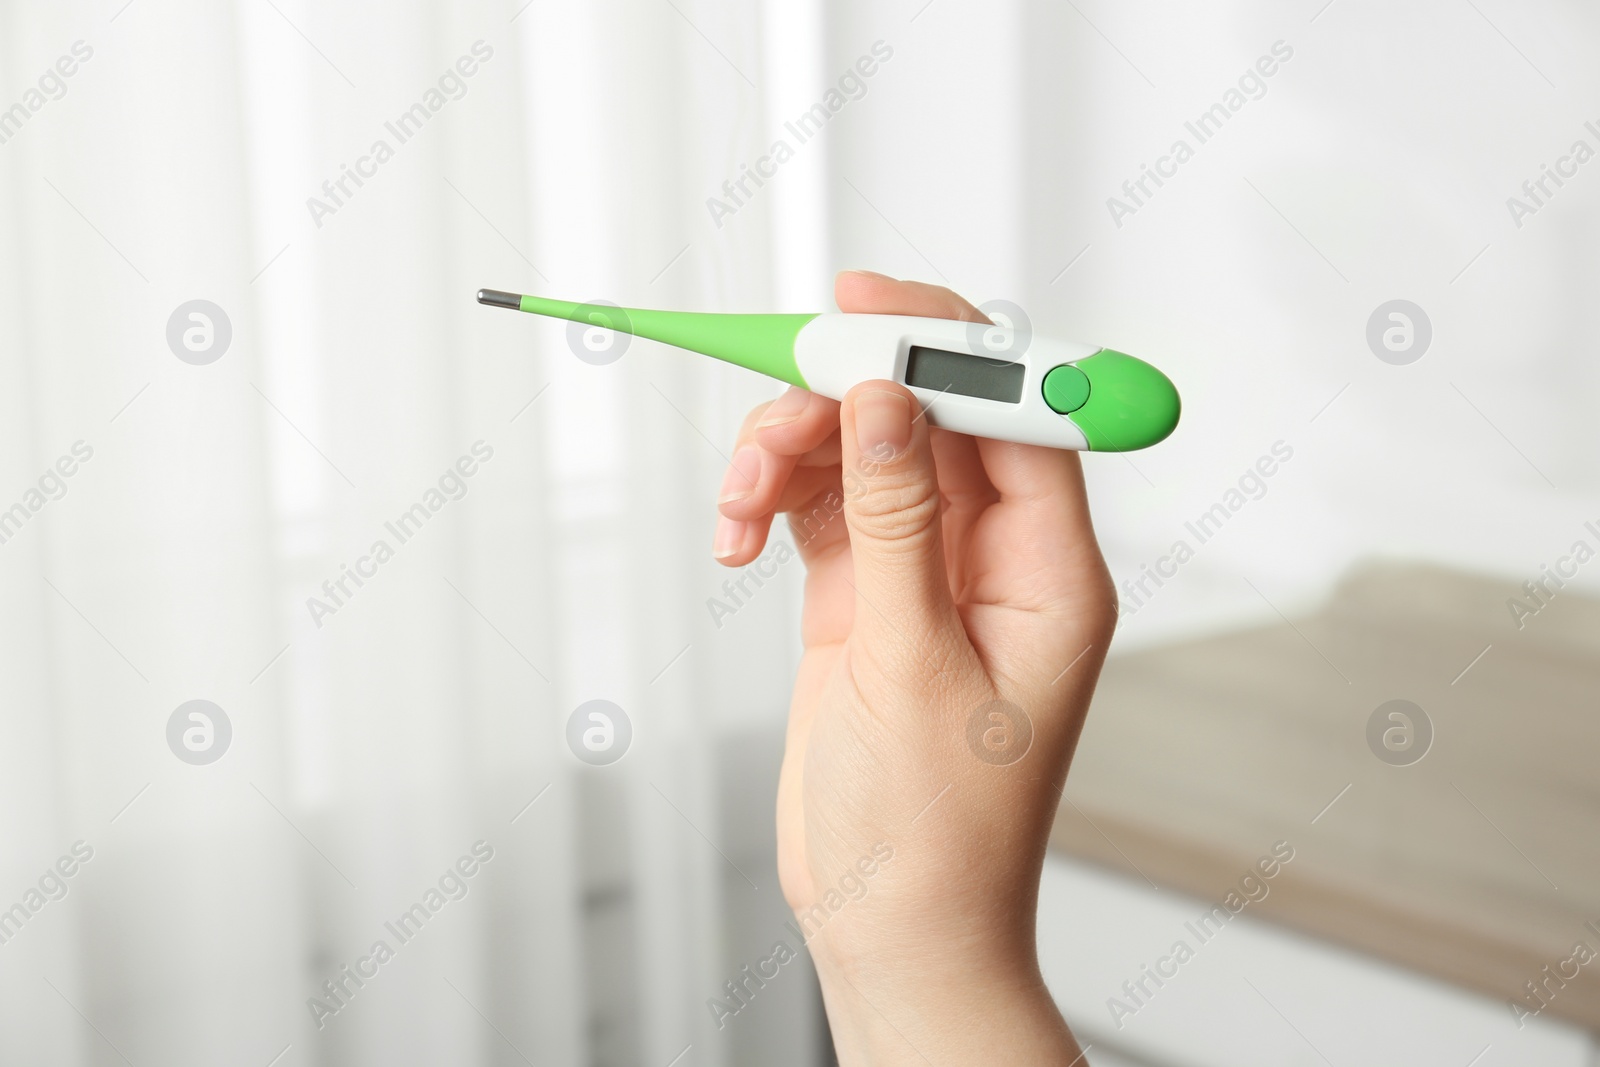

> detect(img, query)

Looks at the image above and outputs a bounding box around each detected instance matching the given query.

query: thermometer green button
[1041,364,1091,414]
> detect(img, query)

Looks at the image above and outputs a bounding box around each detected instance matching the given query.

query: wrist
[807,932,1079,1065]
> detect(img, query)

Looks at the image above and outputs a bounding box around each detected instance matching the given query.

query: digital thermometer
[476,289,1180,452]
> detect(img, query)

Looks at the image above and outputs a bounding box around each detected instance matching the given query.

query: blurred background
[1,0,1597,1064]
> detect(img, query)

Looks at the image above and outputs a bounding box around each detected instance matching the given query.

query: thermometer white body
[793,314,1100,451]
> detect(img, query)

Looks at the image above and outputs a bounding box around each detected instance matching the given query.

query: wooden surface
[1051,562,1600,1029]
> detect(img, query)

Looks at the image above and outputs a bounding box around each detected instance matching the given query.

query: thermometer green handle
[477,289,1180,452]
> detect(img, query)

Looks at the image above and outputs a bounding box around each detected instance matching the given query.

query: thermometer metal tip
[477,289,522,311]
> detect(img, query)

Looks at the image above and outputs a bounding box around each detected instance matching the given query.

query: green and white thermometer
[477,289,1180,452]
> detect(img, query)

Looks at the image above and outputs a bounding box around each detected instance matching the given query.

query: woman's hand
[714,271,1116,1064]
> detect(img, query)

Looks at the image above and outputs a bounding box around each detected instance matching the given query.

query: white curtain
[0,0,836,1063]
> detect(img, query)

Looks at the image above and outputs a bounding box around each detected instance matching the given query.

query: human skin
[712,271,1116,1063]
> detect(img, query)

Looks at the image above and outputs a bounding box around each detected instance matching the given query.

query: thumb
[839,381,965,670]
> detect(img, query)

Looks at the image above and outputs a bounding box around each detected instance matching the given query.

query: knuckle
[846,470,941,543]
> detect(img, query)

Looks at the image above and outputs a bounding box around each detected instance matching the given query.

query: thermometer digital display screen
[904,346,1024,404]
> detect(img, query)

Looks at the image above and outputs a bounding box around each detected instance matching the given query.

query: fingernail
[843,269,894,281]
[853,390,912,461]
[757,388,810,428]
[717,446,762,504]
[713,516,748,559]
